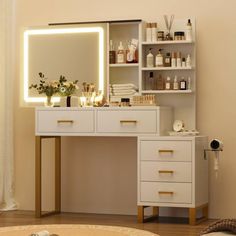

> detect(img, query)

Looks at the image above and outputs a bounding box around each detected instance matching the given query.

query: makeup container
[173,75,179,90]
[151,23,157,42]
[165,76,171,90]
[146,48,154,67]
[146,23,152,42]
[180,77,187,90]
[186,19,193,41]
[155,49,164,67]
[176,52,182,67]
[157,31,164,41]
[109,40,116,64]
[171,52,176,67]
[117,41,125,63]
[174,31,185,40]
[164,52,171,67]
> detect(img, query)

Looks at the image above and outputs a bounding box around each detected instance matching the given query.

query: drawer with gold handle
[140,182,192,204]
[140,161,191,182]
[120,120,138,124]
[140,140,192,162]
[36,110,94,133]
[57,120,74,124]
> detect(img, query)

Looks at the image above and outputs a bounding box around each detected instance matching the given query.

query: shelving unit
[106,18,196,130]
[140,18,196,130]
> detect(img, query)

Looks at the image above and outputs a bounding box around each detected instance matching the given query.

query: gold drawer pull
[158,150,174,153]
[158,191,174,195]
[158,170,174,174]
[120,120,137,124]
[57,120,74,124]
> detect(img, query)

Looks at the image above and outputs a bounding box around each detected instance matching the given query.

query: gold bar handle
[158,191,174,195]
[158,170,174,174]
[57,120,74,124]
[120,120,137,124]
[158,150,174,153]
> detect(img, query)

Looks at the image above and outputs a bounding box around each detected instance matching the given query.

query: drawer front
[97,110,157,133]
[140,182,192,204]
[140,161,192,183]
[140,140,192,162]
[37,110,94,133]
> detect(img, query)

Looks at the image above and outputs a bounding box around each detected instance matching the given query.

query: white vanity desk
[35,106,208,225]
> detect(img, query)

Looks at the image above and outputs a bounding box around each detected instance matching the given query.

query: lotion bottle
[186,19,193,41]
[165,76,171,90]
[117,41,125,64]
[186,54,191,67]
[173,75,179,90]
[146,48,154,67]
[155,49,164,67]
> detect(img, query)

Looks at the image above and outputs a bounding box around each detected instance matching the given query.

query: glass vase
[44,96,54,107]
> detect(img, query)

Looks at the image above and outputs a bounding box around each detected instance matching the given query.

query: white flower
[59,86,67,93]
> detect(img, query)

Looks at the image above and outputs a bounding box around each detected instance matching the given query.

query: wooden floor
[0,211,215,236]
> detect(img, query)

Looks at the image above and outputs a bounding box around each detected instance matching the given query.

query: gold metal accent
[120,120,137,124]
[158,149,174,153]
[158,170,174,174]
[158,191,174,195]
[57,120,74,124]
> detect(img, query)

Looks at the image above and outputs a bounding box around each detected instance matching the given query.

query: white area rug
[0,224,159,236]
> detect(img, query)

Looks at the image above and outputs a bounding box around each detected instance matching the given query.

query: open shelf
[142,66,194,71]
[141,90,193,94]
[142,40,194,45]
[110,63,139,67]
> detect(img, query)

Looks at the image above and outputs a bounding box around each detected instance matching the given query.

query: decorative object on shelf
[173,119,184,132]
[29,72,59,107]
[163,14,174,40]
[58,75,79,107]
[80,82,97,107]
[132,95,156,106]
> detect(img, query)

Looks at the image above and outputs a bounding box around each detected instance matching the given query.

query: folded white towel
[112,91,137,96]
[112,89,137,93]
[111,83,138,90]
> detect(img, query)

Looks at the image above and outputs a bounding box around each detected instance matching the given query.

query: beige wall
[14,0,236,218]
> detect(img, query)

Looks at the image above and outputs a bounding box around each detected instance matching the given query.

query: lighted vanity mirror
[23,24,107,103]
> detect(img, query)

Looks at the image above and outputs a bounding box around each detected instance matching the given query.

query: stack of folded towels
[110,83,138,102]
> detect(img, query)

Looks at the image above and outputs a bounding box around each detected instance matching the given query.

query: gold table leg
[35,136,61,218]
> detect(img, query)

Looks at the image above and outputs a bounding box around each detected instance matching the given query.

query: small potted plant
[29,72,59,107]
[58,76,79,107]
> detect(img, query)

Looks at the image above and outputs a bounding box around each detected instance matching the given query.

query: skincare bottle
[156,74,164,90]
[155,49,164,67]
[148,72,154,90]
[173,75,179,90]
[171,52,176,67]
[186,54,191,67]
[151,23,157,42]
[187,76,191,90]
[165,76,171,90]
[146,48,154,67]
[186,19,193,41]
[109,40,116,64]
[180,77,187,90]
[117,41,125,64]
[164,52,171,67]
[176,52,182,67]
[146,23,152,42]
[182,58,186,67]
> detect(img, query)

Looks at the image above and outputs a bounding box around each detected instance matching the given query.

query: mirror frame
[23,26,105,103]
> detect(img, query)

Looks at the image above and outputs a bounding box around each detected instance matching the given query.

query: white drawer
[97,110,157,133]
[140,182,192,204]
[37,110,94,133]
[140,161,192,183]
[140,140,192,162]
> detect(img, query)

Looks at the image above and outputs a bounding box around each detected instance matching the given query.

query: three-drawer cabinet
[138,136,208,225]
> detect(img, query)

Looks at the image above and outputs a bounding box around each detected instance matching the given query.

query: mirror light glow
[23,27,104,103]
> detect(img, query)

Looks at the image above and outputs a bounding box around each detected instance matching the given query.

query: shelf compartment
[141,67,194,71]
[142,40,194,45]
[110,63,139,67]
[141,90,193,94]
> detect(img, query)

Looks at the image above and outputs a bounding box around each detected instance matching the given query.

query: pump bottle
[117,41,125,64]
[155,49,164,67]
[146,48,154,67]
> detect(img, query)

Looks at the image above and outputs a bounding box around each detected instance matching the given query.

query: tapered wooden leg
[189,204,208,225]
[189,208,196,225]
[137,206,159,223]
[138,206,144,223]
